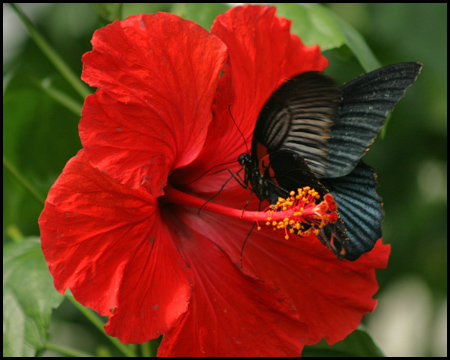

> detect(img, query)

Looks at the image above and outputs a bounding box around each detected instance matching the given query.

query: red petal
[239,229,390,345]
[80,13,227,195]
[177,199,390,347]
[157,208,308,356]
[38,151,193,341]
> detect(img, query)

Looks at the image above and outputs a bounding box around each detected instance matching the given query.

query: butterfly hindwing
[321,161,384,260]
[267,149,328,198]
[267,150,358,260]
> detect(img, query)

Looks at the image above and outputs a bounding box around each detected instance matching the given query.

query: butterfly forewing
[324,62,423,178]
[252,72,341,177]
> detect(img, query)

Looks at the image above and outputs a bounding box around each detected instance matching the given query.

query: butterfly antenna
[184,159,236,186]
[229,105,249,153]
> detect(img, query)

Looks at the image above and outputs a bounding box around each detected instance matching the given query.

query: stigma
[256,187,339,240]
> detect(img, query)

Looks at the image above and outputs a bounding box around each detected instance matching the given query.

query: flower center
[259,187,338,239]
[163,186,338,240]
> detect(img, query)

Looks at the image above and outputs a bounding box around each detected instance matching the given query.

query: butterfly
[239,62,422,260]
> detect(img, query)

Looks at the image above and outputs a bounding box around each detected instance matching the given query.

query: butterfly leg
[198,168,248,215]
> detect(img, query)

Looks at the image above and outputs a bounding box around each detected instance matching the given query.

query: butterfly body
[240,62,422,260]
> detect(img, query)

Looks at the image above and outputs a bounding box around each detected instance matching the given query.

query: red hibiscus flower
[39,5,390,356]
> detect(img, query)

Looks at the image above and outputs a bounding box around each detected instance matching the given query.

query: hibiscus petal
[38,151,193,340]
[80,13,228,195]
[239,228,390,345]
[176,192,390,347]
[158,207,308,356]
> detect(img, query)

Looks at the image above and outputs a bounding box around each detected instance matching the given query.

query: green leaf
[275,4,381,71]
[3,239,63,357]
[175,3,231,30]
[9,3,91,99]
[302,328,385,357]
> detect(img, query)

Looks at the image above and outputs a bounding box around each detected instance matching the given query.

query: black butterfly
[239,62,422,260]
